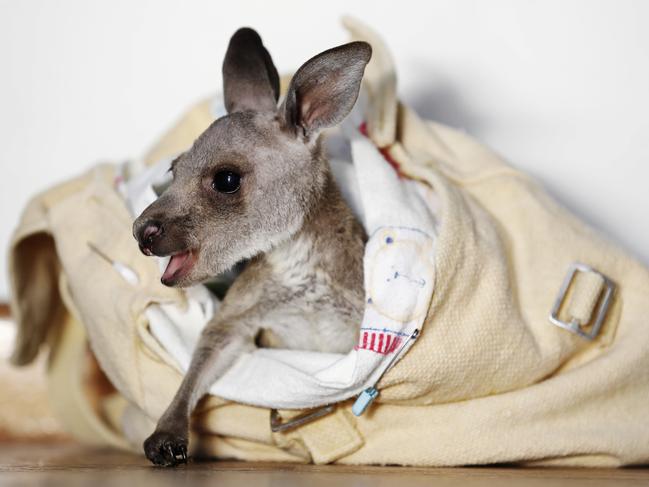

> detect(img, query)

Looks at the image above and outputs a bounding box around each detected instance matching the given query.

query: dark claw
[166,444,175,461]
[172,444,188,464]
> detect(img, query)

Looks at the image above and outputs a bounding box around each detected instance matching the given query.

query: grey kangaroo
[133,27,371,466]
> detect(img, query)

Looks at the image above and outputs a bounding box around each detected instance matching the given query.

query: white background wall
[0,0,647,299]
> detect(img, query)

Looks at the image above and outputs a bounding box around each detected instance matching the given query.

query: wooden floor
[1,443,648,486]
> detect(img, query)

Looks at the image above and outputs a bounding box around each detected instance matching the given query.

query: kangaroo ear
[222,28,280,113]
[282,41,372,137]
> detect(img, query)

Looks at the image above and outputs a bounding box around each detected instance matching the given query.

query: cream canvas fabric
[8,18,649,466]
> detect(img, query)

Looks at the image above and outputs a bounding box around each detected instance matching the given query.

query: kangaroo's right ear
[222,28,280,114]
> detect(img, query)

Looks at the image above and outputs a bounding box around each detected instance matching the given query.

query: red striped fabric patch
[355,329,403,355]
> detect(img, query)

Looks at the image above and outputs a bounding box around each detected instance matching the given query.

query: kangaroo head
[133,28,371,286]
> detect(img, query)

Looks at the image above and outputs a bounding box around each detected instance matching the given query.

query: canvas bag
[8,18,649,466]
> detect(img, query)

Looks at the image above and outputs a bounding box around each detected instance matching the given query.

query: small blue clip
[352,387,379,416]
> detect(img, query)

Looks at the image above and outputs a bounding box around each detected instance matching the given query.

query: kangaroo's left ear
[222,27,280,113]
[282,41,372,138]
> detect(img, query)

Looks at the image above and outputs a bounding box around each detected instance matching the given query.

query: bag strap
[271,406,364,464]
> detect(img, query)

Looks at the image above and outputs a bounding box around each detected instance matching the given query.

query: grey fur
[133,28,371,467]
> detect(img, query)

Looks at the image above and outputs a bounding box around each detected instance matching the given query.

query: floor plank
[0,443,648,486]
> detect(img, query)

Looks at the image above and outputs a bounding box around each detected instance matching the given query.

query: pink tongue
[162,251,191,281]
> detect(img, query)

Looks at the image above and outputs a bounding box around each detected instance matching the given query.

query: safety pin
[352,328,420,416]
[87,242,140,286]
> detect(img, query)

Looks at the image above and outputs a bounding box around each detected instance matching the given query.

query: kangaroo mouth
[161,249,198,286]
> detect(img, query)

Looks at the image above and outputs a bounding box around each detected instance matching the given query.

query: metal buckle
[549,262,615,341]
[270,405,336,433]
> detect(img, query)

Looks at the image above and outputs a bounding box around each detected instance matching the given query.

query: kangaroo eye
[212,171,241,193]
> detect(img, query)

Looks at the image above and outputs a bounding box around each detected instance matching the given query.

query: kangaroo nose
[138,221,163,256]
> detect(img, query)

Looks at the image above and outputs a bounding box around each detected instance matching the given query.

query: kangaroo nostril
[142,222,163,246]
[139,244,154,256]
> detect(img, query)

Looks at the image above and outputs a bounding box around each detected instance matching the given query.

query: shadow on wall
[405,85,483,134]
